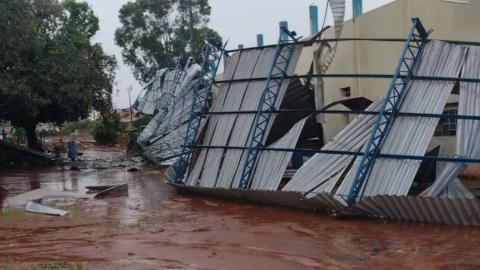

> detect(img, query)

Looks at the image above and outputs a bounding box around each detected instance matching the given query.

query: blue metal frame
[190,145,480,164]
[225,38,480,53]
[346,18,429,206]
[172,41,226,184]
[203,110,480,121]
[215,74,480,84]
[238,27,298,189]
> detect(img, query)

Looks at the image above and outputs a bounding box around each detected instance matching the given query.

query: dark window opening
[341,87,351,97]
[434,104,458,137]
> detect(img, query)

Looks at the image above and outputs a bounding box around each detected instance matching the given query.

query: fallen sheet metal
[169,182,480,225]
[4,189,92,207]
[25,201,68,216]
[94,183,129,199]
[133,58,201,115]
[217,49,277,189]
[361,41,467,197]
[199,49,262,188]
[135,57,205,163]
[185,53,242,186]
[187,45,303,189]
[85,185,117,191]
[427,46,480,197]
[282,97,383,195]
[251,117,308,191]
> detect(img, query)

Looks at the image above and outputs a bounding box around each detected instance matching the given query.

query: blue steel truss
[172,41,226,184]
[346,18,429,206]
[238,27,298,189]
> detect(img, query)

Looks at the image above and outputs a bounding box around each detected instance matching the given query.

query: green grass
[161,213,179,223]
[0,209,28,225]
[350,237,361,244]
[0,262,85,270]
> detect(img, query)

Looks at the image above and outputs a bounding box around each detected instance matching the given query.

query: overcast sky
[84,0,393,109]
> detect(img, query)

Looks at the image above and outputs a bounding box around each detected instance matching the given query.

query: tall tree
[114,0,222,84]
[0,0,117,150]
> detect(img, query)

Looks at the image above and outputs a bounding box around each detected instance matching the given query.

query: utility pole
[188,0,195,54]
[127,85,133,124]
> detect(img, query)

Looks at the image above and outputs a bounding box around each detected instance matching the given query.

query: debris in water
[94,183,128,199]
[25,201,68,216]
[5,189,92,207]
[85,185,117,192]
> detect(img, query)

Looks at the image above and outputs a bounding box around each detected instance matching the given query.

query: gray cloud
[84,0,392,108]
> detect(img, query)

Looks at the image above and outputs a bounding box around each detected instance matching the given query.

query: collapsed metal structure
[155,16,480,225]
[133,57,205,163]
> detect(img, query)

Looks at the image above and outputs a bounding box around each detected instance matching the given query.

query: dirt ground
[1,148,480,269]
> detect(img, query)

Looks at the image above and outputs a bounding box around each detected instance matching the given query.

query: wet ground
[1,163,480,269]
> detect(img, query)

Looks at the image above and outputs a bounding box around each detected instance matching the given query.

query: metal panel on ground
[362,41,467,197]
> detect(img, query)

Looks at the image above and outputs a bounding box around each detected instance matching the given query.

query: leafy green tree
[89,112,125,145]
[0,0,117,151]
[114,0,222,83]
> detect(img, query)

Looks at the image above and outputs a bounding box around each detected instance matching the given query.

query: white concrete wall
[292,0,480,174]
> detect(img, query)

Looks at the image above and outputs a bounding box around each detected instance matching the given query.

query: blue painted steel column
[238,44,244,49]
[173,41,226,184]
[309,5,319,34]
[238,27,298,190]
[353,0,363,18]
[346,18,429,205]
[279,21,289,42]
[257,34,264,47]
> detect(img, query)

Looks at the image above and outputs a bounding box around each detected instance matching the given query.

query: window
[442,0,472,4]
[434,106,458,137]
[340,87,351,97]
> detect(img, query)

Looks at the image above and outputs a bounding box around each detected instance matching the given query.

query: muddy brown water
[1,166,480,270]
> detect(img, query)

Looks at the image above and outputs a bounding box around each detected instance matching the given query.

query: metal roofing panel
[251,117,307,191]
[199,50,262,188]
[216,48,277,188]
[186,52,242,184]
[427,46,480,197]
[282,97,383,194]
[168,182,480,225]
[362,41,467,197]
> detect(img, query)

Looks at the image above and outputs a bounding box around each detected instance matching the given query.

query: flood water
[1,165,480,269]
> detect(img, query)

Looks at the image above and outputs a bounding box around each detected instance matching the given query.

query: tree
[114,0,222,84]
[0,0,117,150]
[89,112,125,145]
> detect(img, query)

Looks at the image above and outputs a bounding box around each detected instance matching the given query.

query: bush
[89,113,124,144]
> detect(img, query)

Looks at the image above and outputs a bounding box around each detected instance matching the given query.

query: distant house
[96,108,144,123]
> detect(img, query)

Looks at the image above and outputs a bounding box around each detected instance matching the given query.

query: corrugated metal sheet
[361,41,467,197]
[282,97,383,195]
[427,46,480,197]
[168,182,480,225]
[356,196,480,225]
[186,45,304,189]
[251,118,307,191]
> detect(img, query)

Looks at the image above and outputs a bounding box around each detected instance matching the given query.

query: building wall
[293,0,480,174]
